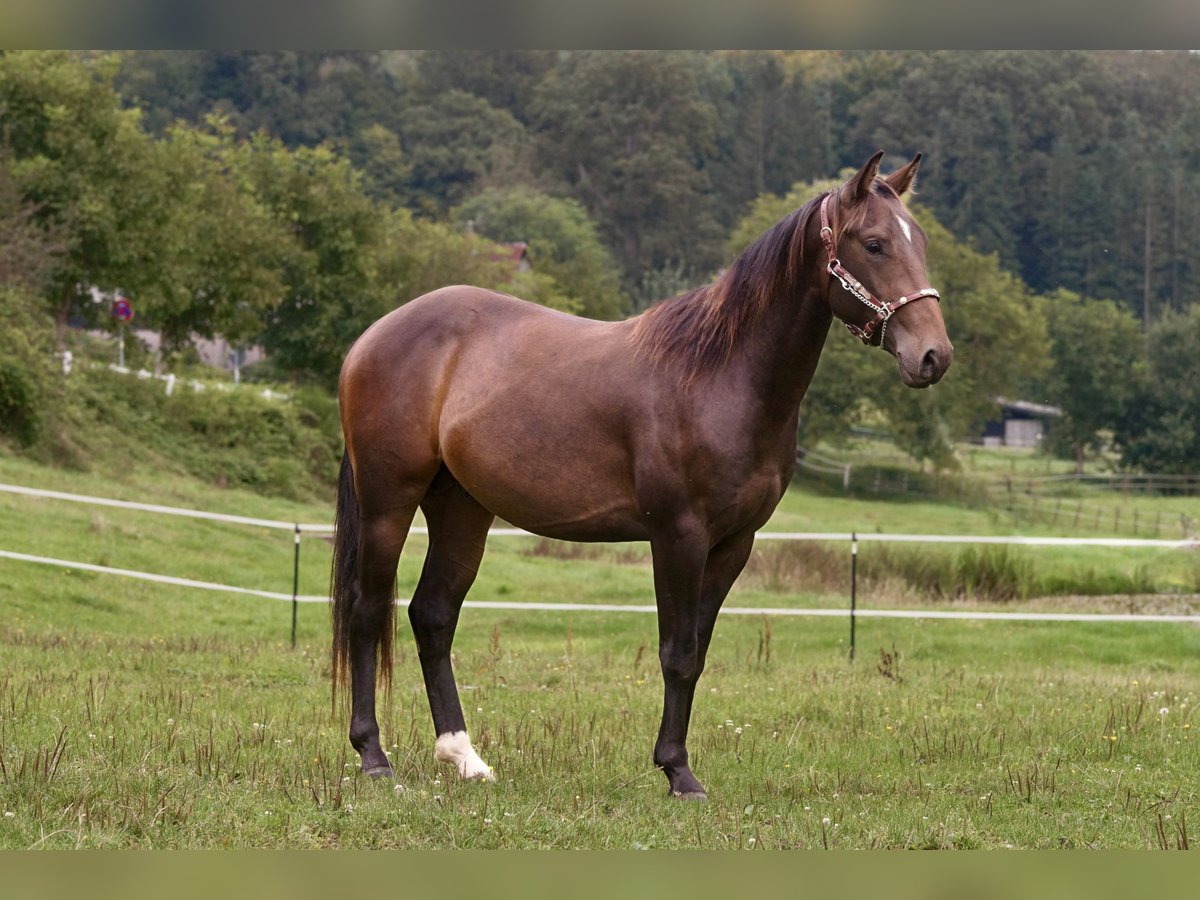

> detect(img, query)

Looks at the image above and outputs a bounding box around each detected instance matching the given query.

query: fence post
[291,524,301,649]
[849,532,858,663]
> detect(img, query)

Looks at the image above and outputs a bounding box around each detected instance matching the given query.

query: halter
[818,194,941,348]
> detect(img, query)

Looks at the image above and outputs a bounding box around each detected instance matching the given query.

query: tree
[0,285,56,447]
[532,51,723,285]
[0,157,68,291]
[376,212,535,305]
[396,90,534,217]
[702,52,829,234]
[451,186,627,319]
[1115,305,1200,475]
[0,51,169,337]
[0,174,63,447]
[233,133,392,385]
[233,131,539,385]
[147,119,293,350]
[1038,290,1141,472]
[414,51,557,124]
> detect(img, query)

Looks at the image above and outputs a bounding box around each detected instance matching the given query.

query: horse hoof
[670,789,708,801]
[363,764,395,779]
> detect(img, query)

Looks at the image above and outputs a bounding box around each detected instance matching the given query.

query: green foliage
[397,90,534,217]
[4,49,1197,476]
[48,365,341,500]
[630,260,704,314]
[703,51,832,229]
[0,287,56,447]
[233,133,389,385]
[847,50,1200,320]
[1038,290,1142,469]
[1116,306,1200,475]
[0,52,167,330]
[149,118,293,349]
[532,52,725,283]
[0,361,39,446]
[415,51,557,124]
[107,50,1200,326]
[452,187,627,319]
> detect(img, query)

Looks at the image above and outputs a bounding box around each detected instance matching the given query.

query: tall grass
[743,541,1182,603]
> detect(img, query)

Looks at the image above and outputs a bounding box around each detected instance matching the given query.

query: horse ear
[839,150,885,207]
[884,153,922,196]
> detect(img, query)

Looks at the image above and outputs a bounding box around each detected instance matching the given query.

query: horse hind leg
[409,467,496,781]
[347,508,416,777]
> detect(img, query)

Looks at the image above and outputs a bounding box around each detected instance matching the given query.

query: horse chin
[897,358,936,389]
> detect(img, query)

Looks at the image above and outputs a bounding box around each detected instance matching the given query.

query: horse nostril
[920,349,939,381]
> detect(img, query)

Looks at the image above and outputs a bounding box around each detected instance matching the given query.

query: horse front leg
[649,524,710,798]
[650,527,757,799]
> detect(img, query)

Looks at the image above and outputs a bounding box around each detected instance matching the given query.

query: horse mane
[629,182,896,382]
[628,193,823,381]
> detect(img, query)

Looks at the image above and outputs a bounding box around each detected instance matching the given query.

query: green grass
[2,451,1200,848]
[2,568,1199,849]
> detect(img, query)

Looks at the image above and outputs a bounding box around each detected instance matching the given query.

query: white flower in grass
[1160,707,1170,717]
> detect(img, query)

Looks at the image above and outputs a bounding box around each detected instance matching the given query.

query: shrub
[0,286,56,447]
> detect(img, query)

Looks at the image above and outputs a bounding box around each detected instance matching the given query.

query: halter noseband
[818,194,941,348]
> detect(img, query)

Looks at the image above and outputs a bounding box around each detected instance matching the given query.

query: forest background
[2,50,1198,478]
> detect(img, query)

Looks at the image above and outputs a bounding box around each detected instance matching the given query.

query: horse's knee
[659,644,700,685]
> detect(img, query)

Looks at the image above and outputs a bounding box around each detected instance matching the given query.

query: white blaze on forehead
[896,214,913,244]
[435,730,496,781]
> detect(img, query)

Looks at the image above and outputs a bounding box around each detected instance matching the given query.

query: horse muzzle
[896,340,954,388]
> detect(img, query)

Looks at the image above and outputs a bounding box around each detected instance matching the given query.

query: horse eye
[865,240,884,255]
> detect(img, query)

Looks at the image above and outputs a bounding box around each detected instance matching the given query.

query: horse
[330,151,953,799]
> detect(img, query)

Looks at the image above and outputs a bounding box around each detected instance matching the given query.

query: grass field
[1,451,1199,848]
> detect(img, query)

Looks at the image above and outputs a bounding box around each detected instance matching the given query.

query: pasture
[0,454,1198,849]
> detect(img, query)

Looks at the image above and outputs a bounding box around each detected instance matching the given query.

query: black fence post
[849,531,858,662]
[291,524,301,648]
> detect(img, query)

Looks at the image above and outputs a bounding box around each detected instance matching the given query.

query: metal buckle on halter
[828,262,876,308]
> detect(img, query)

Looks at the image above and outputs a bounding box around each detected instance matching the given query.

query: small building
[981,397,1062,448]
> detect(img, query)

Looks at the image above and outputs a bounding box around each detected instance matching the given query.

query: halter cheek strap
[819,194,941,348]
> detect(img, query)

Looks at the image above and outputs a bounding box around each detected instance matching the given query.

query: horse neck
[733,225,833,423]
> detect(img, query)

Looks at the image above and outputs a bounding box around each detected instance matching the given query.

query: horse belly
[444,429,645,542]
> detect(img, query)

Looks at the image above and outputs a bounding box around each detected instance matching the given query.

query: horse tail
[330,449,362,706]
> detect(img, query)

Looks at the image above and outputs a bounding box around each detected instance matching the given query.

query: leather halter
[818,194,941,348]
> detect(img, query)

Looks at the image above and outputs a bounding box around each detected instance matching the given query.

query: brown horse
[331,151,952,798]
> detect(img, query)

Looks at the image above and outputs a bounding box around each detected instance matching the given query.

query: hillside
[2,330,341,504]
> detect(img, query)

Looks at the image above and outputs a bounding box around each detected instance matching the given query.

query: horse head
[823,151,953,388]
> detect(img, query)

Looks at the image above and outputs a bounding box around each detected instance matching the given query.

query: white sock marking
[435,730,495,782]
[896,214,913,243]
